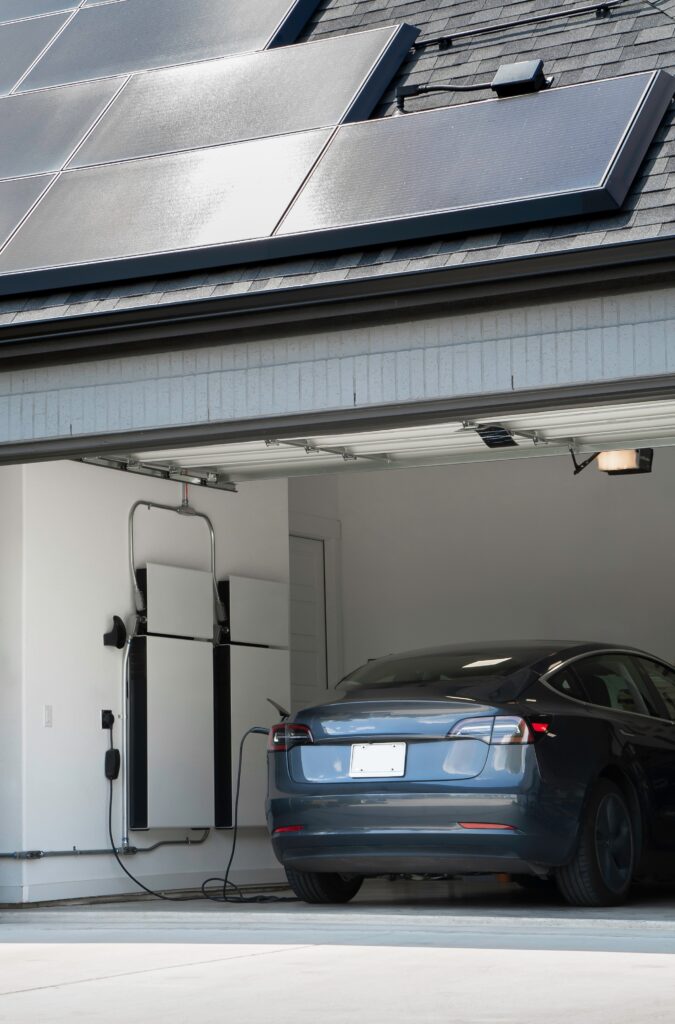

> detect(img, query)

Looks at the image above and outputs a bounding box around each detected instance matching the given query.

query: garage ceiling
[81,397,675,489]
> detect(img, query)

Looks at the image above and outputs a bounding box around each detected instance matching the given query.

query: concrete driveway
[1,879,674,1024]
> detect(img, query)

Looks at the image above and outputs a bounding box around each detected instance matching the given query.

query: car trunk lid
[288,697,499,784]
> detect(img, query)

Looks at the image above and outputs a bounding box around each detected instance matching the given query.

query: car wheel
[556,779,635,907]
[285,868,363,904]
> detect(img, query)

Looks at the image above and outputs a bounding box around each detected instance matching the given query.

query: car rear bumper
[271,828,566,876]
[268,782,581,875]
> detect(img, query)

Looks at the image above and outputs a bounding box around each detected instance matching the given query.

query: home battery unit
[128,564,289,830]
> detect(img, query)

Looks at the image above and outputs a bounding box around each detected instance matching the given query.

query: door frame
[289,511,343,687]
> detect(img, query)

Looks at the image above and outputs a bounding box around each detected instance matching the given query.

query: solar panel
[0,175,53,247]
[0,11,67,95]
[0,130,332,284]
[0,78,121,179]
[277,71,675,245]
[70,25,418,167]
[20,0,322,92]
[0,72,670,297]
[0,1,76,23]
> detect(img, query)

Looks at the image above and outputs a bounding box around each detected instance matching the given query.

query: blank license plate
[349,742,406,778]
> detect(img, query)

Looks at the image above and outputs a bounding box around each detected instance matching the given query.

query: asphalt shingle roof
[3,0,675,328]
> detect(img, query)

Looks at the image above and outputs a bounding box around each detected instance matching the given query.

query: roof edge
[1,233,675,367]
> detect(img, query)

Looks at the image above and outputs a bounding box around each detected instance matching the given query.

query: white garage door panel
[145,635,214,829]
[229,645,290,828]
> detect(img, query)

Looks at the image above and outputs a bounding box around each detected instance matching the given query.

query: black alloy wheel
[556,779,635,907]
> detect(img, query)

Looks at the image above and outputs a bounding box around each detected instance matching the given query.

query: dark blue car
[267,641,675,907]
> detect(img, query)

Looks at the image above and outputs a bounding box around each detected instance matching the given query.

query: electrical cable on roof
[413,0,626,51]
[395,80,494,112]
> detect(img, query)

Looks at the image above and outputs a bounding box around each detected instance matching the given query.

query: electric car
[267,641,675,907]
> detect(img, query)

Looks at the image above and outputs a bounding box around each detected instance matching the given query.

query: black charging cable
[201,727,298,903]
[105,720,296,903]
[106,724,199,902]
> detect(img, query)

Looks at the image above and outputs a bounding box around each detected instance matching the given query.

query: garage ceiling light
[570,446,654,476]
[596,448,654,475]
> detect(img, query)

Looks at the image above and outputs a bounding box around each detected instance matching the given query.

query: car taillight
[268,723,313,752]
[491,716,533,745]
[448,716,550,744]
[448,718,494,742]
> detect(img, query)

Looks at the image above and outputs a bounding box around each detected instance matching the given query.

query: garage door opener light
[570,447,654,476]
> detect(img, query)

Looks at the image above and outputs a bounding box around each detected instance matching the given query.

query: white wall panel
[2,285,675,444]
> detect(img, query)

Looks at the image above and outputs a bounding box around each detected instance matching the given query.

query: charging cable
[105,721,296,903]
[106,725,199,902]
[201,727,297,903]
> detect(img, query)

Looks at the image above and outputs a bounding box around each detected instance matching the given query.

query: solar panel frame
[69,24,418,167]
[19,0,323,92]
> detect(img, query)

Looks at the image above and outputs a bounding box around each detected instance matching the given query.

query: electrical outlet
[43,705,53,728]
[101,709,115,730]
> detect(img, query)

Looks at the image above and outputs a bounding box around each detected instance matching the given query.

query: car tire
[556,779,635,907]
[285,868,363,904]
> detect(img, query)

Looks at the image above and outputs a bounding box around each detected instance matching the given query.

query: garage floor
[1,879,675,1024]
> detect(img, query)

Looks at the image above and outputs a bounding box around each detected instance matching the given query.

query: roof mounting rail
[413,0,626,51]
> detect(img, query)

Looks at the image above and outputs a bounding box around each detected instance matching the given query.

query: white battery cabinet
[128,564,290,831]
[145,635,214,829]
[144,562,213,640]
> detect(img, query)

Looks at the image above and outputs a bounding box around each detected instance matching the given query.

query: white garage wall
[290,446,675,678]
[0,460,289,903]
[0,466,25,902]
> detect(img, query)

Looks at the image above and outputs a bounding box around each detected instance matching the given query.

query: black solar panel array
[0,0,323,97]
[0,68,670,297]
[0,0,669,299]
[0,5,416,292]
[19,0,323,92]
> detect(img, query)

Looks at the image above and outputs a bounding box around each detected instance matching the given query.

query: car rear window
[341,651,534,688]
